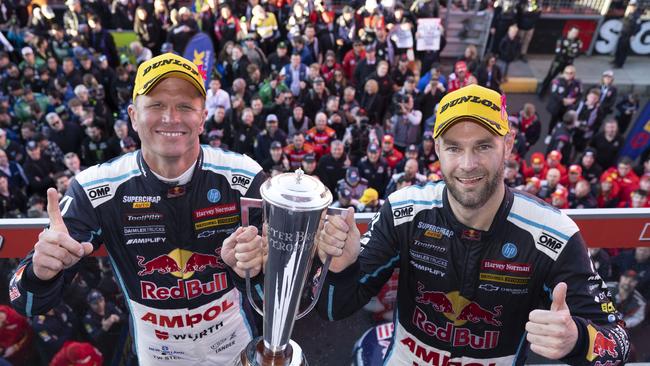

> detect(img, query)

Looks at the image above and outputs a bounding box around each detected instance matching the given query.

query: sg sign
[595,19,650,55]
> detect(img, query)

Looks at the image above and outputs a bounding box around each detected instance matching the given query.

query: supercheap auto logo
[136,248,229,300]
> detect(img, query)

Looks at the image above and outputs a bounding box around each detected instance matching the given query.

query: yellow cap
[433,84,509,139]
[132,53,206,103]
[359,188,379,205]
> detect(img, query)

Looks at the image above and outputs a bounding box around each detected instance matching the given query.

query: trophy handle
[296,207,348,320]
[240,197,264,316]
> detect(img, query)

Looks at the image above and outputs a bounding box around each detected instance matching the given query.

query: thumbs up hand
[525,282,579,359]
[32,188,94,281]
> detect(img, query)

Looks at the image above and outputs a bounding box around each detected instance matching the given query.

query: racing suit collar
[440,186,514,242]
[136,149,204,196]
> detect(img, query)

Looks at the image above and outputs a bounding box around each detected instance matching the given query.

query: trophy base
[239,337,307,366]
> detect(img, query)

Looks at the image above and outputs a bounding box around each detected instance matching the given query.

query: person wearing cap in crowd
[602,157,640,207]
[313,83,630,365]
[418,72,447,124]
[242,33,268,71]
[31,301,79,362]
[569,179,597,209]
[82,289,124,364]
[321,50,343,83]
[357,143,391,198]
[0,304,32,365]
[354,44,378,92]
[395,144,421,174]
[417,131,438,172]
[261,141,289,174]
[301,153,318,175]
[255,113,287,162]
[284,131,315,170]
[613,0,643,69]
[316,140,349,197]
[545,150,567,183]
[447,60,477,93]
[332,186,355,210]
[10,53,269,365]
[523,151,547,180]
[607,270,646,329]
[19,46,44,71]
[550,185,569,209]
[267,41,290,74]
[337,166,369,204]
[598,70,618,116]
[380,134,403,170]
[306,112,337,159]
[579,147,602,191]
[23,140,56,198]
[566,164,584,193]
[589,118,624,171]
[301,77,330,121]
[50,341,103,366]
[384,158,427,197]
[357,187,381,212]
[598,171,621,208]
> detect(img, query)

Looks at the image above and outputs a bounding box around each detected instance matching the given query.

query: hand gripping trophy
[239,169,346,366]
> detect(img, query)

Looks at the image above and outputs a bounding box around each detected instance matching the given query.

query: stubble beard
[444,161,504,210]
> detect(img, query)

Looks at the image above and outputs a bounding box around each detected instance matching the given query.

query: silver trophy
[239,169,345,366]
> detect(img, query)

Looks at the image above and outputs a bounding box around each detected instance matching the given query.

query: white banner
[416,18,442,51]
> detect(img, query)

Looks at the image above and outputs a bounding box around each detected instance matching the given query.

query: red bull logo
[137,254,181,276]
[412,307,499,349]
[416,282,454,313]
[137,248,225,277]
[137,248,228,300]
[593,332,618,358]
[456,303,502,327]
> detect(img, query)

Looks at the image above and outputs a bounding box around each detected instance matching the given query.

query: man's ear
[127,103,138,132]
[434,137,441,156]
[503,131,515,159]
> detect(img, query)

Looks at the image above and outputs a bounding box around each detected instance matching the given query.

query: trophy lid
[260,168,333,211]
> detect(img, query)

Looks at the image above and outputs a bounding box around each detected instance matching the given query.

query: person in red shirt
[342,40,366,81]
[284,132,315,170]
[597,173,621,208]
[602,157,640,207]
[380,134,403,170]
[447,61,477,93]
[566,164,583,195]
[306,112,337,159]
[546,150,568,184]
[640,175,650,207]
[550,186,569,209]
[50,341,103,366]
[522,152,547,179]
[0,304,32,365]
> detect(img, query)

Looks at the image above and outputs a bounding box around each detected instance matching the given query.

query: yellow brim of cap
[433,115,508,139]
[133,70,206,103]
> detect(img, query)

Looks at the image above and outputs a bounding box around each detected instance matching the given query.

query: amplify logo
[137,248,228,300]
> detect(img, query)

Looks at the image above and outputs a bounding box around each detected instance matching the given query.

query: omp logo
[393,205,413,218]
[126,237,165,245]
[231,174,251,188]
[86,184,110,201]
[537,232,564,253]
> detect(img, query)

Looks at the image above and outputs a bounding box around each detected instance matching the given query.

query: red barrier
[1,208,649,258]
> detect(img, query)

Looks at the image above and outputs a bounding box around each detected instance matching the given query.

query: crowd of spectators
[0,0,648,364]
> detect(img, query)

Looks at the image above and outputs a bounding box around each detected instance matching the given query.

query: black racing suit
[10,146,266,365]
[318,182,630,365]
